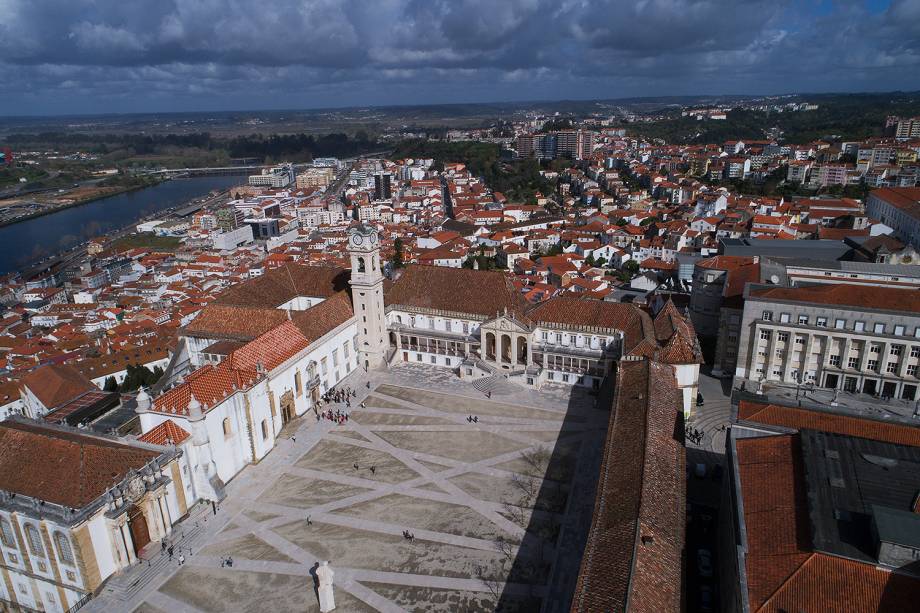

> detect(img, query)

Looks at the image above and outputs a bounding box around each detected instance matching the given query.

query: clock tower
[348,224,388,371]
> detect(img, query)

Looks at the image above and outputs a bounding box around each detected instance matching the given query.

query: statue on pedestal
[316,561,335,612]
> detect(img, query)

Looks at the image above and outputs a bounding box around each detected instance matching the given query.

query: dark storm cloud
[0,0,918,115]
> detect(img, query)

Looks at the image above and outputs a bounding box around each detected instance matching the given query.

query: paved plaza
[98,364,609,612]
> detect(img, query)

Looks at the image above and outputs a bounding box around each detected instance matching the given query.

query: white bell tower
[348,224,387,370]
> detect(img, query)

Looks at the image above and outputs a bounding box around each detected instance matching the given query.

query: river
[0,176,243,273]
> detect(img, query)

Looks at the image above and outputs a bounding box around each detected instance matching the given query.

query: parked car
[697,548,713,578]
[699,585,714,612]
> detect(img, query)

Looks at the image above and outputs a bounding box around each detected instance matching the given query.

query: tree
[390,237,405,269]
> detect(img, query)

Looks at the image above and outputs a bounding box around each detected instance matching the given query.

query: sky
[0,0,919,116]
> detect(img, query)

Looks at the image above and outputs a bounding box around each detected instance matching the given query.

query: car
[699,585,714,612]
[697,549,713,577]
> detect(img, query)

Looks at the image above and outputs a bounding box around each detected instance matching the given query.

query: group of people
[685,425,705,445]
[466,415,480,423]
[402,530,415,541]
[220,556,234,568]
[322,386,356,407]
[318,409,349,425]
[353,463,376,475]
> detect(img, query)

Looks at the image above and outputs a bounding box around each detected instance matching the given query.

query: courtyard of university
[91,363,611,613]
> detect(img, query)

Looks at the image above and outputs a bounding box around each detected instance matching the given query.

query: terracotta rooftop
[738,400,920,447]
[138,419,190,446]
[0,419,161,508]
[750,283,920,314]
[571,359,685,612]
[528,296,654,353]
[19,364,97,411]
[212,263,348,309]
[735,434,920,612]
[385,264,528,318]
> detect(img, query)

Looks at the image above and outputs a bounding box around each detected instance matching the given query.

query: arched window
[54,532,74,565]
[222,418,232,437]
[24,524,43,556]
[372,256,376,271]
[261,420,269,440]
[0,517,15,548]
[357,257,366,273]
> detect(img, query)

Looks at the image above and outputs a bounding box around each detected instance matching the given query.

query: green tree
[391,237,405,269]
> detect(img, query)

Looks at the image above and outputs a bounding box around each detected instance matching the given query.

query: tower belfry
[348,224,387,370]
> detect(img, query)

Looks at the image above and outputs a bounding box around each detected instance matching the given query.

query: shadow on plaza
[494,377,615,612]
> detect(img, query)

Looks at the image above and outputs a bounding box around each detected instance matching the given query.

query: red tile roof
[571,360,685,612]
[736,434,920,612]
[0,419,161,507]
[750,283,920,314]
[738,400,920,447]
[19,364,96,410]
[138,419,190,446]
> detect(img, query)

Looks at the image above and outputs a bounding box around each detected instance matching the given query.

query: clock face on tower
[350,233,364,247]
[370,232,378,245]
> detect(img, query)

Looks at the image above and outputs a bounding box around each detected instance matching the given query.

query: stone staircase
[87,502,211,610]
[471,374,514,396]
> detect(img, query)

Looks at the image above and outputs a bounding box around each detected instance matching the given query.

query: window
[909,364,918,377]
[854,321,865,332]
[798,315,809,325]
[0,517,15,548]
[911,347,920,358]
[874,323,886,334]
[430,355,436,364]
[222,418,232,437]
[835,319,846,329]
[428,318,435,330]
[762,311,773,321]
[321,357,328,375]
[54,533,73,565]
[555,333,562,344]
[887,362,899,373]
[816,317,828,327]
[24,524,43,557]
[871,344,880,353]
[868,360,878,371]
[332,349,339,367]
[778,332,789,343]
[892,345,904,356]
[848,356,859,369]
[795,336,805,345]
[760,330,772,341]
[830,355,841,367]
[895,325,906,336]
[261,420,269,440]
[780,313,791,323]
[343,342,350,359]
[463,322,469,334]
[295,371,302,395]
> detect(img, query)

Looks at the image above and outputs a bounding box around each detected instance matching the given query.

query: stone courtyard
[107,364,609,612]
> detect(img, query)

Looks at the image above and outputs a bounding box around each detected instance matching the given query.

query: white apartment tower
[348,224,388,370]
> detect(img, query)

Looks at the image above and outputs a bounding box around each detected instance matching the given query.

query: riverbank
[0,178,168,229]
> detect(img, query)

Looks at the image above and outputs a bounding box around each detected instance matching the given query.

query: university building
[733,283,920,400]
[0,419,190,612]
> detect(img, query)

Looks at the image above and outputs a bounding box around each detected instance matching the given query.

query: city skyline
[1,0,918,116]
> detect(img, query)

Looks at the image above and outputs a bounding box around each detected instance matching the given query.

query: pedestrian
[353,462,359,470]
[292,435,297,443]
[161,540,167,553]
[227,556,233,568]
[370,466,376,475]
[307,515,312,526]
[366,381,371,389]
[168,546,174,560]
[178,554,185,566]
[473,416,479,423]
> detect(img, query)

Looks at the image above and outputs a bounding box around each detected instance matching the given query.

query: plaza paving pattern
[129,365,609,612]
